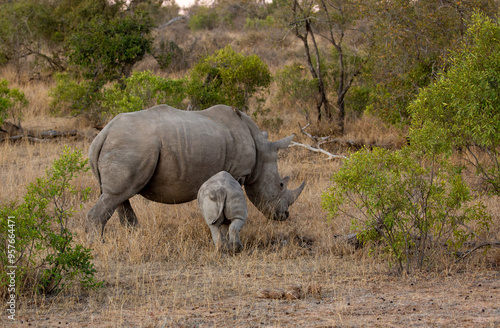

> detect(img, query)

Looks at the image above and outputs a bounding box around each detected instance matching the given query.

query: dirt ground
[3,260,499,328]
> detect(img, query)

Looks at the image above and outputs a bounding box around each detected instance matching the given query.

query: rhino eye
[279,182,284,189]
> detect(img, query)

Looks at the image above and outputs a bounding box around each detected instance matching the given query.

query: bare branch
[289,141,347,159]
[455,241,500,263]
[156,15,188,30]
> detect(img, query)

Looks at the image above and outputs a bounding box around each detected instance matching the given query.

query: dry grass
[1,74,499,327]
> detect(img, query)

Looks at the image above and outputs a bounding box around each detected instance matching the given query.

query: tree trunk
[336,93,346,134]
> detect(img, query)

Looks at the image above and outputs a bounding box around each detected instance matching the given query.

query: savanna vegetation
[0,0,499,326]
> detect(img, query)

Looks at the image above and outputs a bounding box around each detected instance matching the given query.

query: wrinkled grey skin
[86,104,305,238]
[198,171,247,253]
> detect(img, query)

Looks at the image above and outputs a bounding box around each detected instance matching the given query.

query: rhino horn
[271,135,294,150]
[288,181,305,206]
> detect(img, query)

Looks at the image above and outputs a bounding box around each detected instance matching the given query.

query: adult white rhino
[86,104,305,237]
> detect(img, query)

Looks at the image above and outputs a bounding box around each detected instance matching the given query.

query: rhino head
[244,135,305,221]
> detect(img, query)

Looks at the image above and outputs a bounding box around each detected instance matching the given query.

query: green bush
[103,70,187,115]
[274,63,317,116]
[0,79,27,127]
[0,147,101,296]
[187,45,271,111]
[322,148,490,273]
[344,85,371,117]
[51,10,154,123]
[245,16,275,30]
[153,40,185,72]
[49,73,104,122]
[188,7,219,31]
[68,11,154,83]
[409,13,500,194]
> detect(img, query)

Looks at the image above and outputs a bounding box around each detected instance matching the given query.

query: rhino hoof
[228,241,243,254]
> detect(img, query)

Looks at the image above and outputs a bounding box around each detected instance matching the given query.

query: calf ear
[271,135,294,150]
[200,189,226,225]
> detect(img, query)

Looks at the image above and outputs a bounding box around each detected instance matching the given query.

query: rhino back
[136,105,256,204]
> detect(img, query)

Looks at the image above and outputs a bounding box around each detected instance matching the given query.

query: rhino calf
[198,171,247,253]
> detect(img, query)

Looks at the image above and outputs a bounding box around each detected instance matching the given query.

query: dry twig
[289,123,347,159]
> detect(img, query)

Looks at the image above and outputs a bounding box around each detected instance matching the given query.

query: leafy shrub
[322,148,490,273]
[188,7,219,31]
[0,79,27,127]
[68,11,154,83]
[0,147,101,296]
[187,45,271,111]
[409,13,500,195]
[103,70,187,115]
[153,40,185,72]
[51,10,154,123]
[344,85,371,117]
[49,73,104,123]
[245,16,275,29]
[274,63,317,117]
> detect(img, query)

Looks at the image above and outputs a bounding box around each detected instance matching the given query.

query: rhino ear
[271,135,294,150]
[262,131,268,139]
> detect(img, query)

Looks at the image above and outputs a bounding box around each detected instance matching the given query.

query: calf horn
[288,182,305,206]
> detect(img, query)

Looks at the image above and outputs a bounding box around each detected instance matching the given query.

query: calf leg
[228,218,245,253]
[117,199,139,227]
[208,225,227,250]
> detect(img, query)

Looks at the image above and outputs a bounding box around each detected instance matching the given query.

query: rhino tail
[88,128,109,195]
[202,188,226,225]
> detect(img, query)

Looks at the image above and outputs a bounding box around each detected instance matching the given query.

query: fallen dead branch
[39,130,78,139]
[455,241,500,263]
[289,123,347,160]
[0,129,78,143]
[333,233,363,249]
[293,123,394,158]
[289,141,347,159]
[2,135,49,143]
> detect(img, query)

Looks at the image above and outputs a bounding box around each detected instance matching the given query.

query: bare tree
[290,0,331,123]
[288,0,372,134]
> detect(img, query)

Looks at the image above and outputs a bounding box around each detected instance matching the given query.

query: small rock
[286,284,303,294]
[257,289,271,298]
[268,289,285,299]
[306,284,322,297]
[257,288,285,299]
[285,290,300,300]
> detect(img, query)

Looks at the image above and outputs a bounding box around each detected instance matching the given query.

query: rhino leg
[87,146,159,240]
[208,224,228,250]
[86,193,126,240]
[228,218,245,253]
[117,199,139,227]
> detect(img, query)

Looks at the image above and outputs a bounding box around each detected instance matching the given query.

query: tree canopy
[409,12,500,194]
